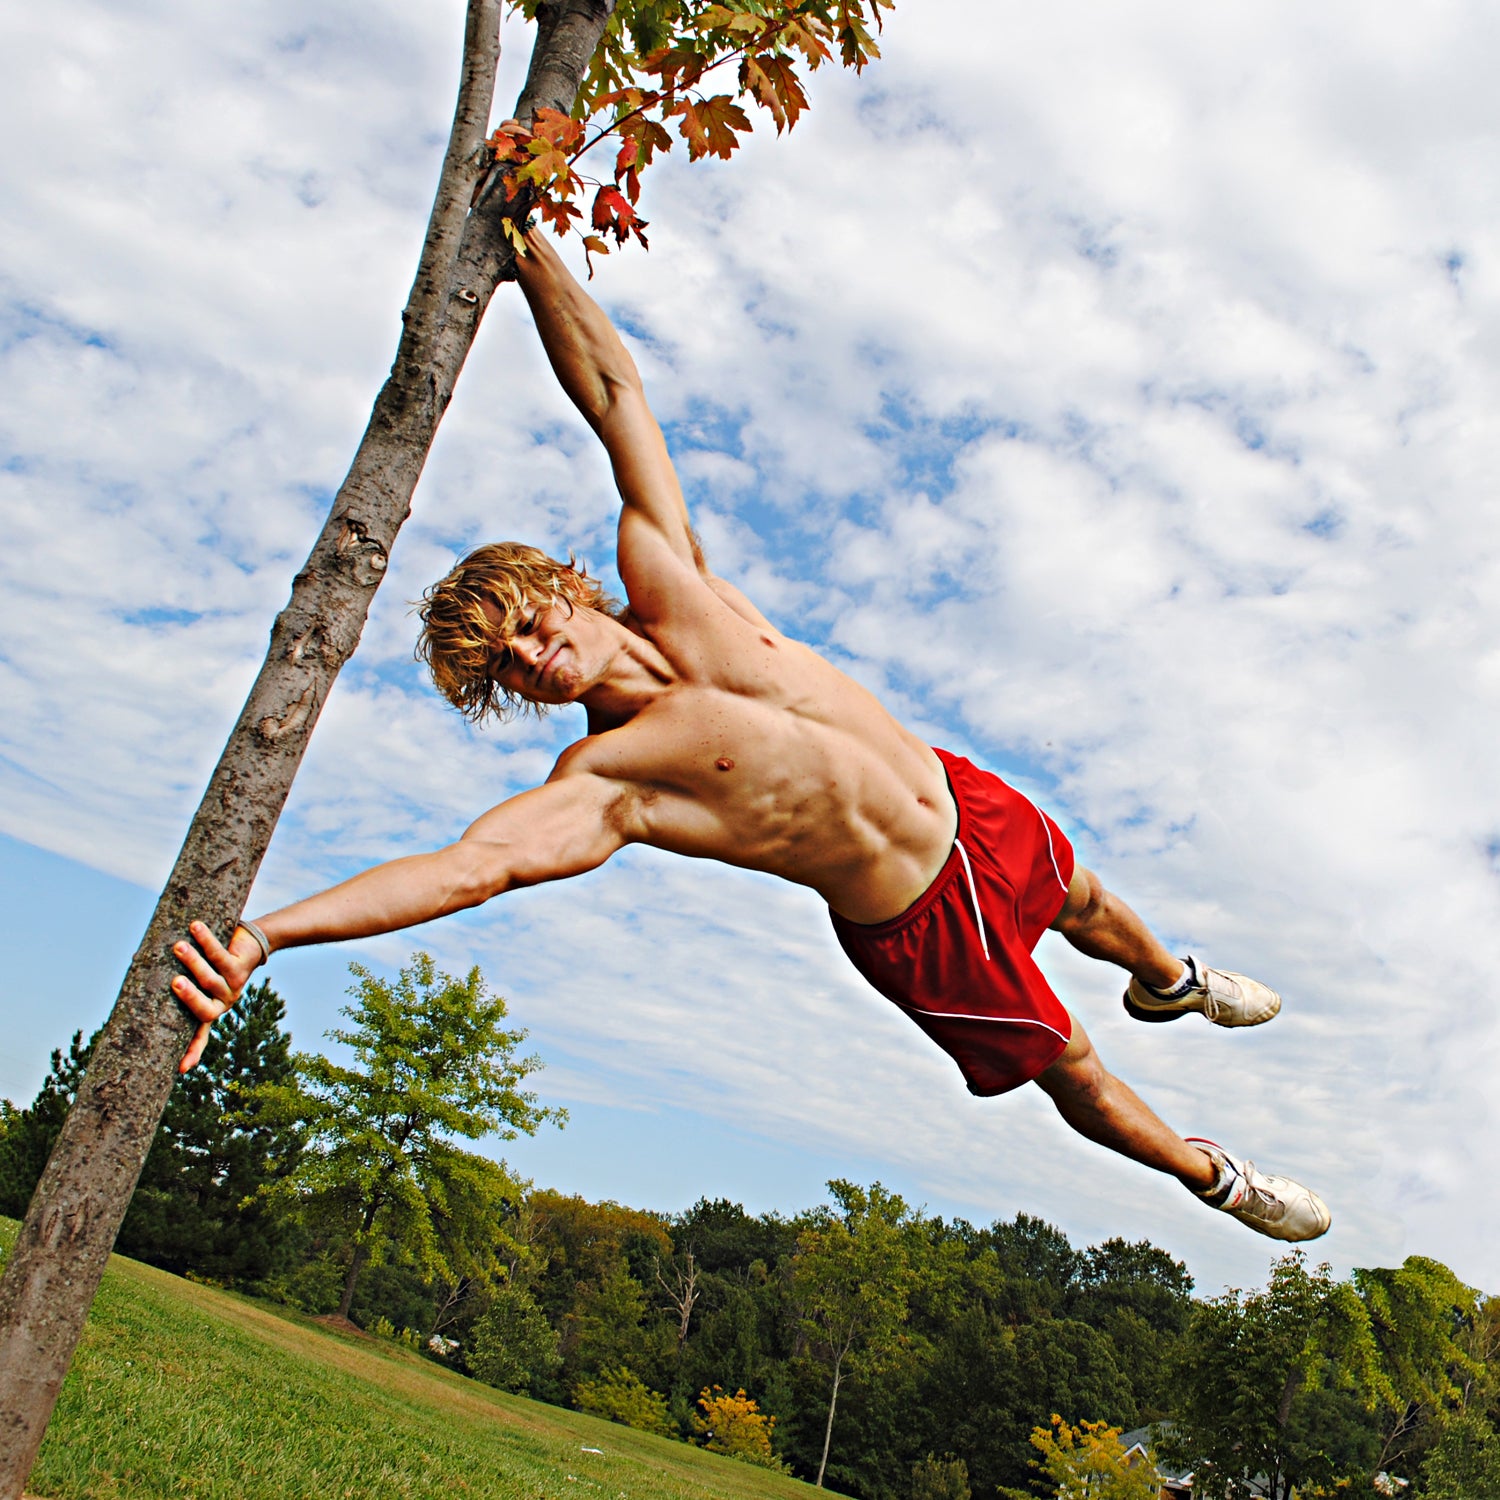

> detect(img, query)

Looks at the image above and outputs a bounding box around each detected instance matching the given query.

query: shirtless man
[174,224,1330,1243]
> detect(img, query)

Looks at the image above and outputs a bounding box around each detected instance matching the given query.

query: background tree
[467,1281,563,1393]
[1353,1256,1482,1482]
[573,1365,675,1434]
[0,0,892,1486]
[253,954,557,1320]
[910,1454,971,1500]
[791,1179,920,1488]
[1164,1253,1381,1500]
[116,981,301,1284]
[0,1034,93,1221]
[0,987,300,1285]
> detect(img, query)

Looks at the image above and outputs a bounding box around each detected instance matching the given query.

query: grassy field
[1,1221,818,1500]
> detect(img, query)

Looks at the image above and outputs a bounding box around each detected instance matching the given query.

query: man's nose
[511,634,543,668]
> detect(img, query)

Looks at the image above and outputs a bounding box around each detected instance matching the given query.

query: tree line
[3,955,1497,1499]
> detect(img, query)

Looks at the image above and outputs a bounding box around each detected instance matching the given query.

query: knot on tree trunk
[255,682,317,745]
[335,518,390,586]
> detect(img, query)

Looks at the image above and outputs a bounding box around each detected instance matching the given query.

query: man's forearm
[514,226,641,428]
[253,843,506,955]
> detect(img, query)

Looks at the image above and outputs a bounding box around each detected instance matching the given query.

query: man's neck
[578,620,674,731]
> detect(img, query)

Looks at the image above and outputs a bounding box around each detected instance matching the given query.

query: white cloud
[3,0,1498,1291]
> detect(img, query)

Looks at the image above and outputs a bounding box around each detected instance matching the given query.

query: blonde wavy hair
[415,541,622,722]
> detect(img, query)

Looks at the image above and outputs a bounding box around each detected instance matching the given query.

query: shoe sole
[1122,991,1192,1023]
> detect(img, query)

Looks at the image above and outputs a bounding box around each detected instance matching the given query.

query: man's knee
[1035,1023,1106,1107]
[1051,866,1105,935]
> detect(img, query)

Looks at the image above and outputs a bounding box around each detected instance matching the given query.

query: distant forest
[4,959,1496,1499]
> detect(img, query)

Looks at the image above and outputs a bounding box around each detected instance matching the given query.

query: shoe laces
[1196,969,1238,1024]
[1227,1163,1285,1223]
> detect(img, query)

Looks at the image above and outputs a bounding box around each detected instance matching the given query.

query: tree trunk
[0,3,615,1492]
[337,1241,372,1323]
[816,1352,846,1488]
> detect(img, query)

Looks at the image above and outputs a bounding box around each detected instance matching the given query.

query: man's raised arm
[513,224,703,603]
[172,770,633,1069]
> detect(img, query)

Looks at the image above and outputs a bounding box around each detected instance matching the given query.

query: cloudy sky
[3,0,1498,1295]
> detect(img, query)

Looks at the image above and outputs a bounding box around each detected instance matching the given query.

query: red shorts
[829,748,1076,1096]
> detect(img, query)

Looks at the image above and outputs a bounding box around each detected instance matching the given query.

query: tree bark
[0,2,615,1492]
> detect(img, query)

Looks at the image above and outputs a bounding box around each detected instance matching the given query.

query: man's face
[482,597,604,705]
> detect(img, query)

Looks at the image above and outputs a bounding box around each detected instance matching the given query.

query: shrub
[691,1386,786,1471]
[911,1453,970,1500]
[573,1366,674,1437]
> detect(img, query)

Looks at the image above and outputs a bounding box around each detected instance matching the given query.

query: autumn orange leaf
[530,106,586,151]
[539,195,582,234]
[676,94,752,160]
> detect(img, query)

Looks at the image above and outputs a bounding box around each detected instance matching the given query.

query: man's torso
[555,582,958,924]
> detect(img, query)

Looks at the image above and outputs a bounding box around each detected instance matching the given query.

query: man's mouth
[536,642,564,683]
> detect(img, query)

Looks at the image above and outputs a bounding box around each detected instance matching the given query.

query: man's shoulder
[548,715,662,783]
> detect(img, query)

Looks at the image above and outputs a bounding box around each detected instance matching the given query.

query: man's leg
[1033,1009,1331,1242]
[1032,1018,1216,1190]
[1048,866,1182,989]
[1049,866,1280,1027]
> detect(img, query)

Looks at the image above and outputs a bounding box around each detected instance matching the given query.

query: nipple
[715,757,734,772]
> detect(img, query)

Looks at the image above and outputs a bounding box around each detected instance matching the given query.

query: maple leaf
[485,130,528,164]
[645,43,708,91]
[675,94,753,161]
[500,216,529,255]
[834,1,884,69]
[530,106,586,152]
[592,184,641,243]
[779,15,833,66]
[693,3,739,27]
[740,51,808,133]
[620,115,674,165]
[692,8,768,39]
[517,145,574,191]
[595,86,648,113]
[538,195,582,235]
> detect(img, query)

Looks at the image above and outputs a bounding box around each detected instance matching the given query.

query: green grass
[0,1220,816,1500]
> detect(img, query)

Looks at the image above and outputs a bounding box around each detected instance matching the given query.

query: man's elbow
[444,840,514,911]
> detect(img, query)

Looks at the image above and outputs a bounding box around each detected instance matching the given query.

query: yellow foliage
[1025,1415,1160,1500]
[691,1385,786,1470]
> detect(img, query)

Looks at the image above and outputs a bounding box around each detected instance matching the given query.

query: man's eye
[519,615,537,635]
[491,647,514,674]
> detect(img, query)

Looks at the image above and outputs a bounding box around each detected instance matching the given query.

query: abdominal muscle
[576,662,960,925]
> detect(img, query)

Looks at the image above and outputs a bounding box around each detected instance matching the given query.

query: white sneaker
[1188,1139,1331,1242]
[1124,957,1281,1028]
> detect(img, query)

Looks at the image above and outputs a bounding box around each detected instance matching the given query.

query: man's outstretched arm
[513,223,703,611]
[172,771,633,1068]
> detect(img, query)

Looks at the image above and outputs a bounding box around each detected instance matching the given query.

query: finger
[188,920,234,970]
[179,1021,211,1074]
[173,936,234,1001]
[171,972,228,1025]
